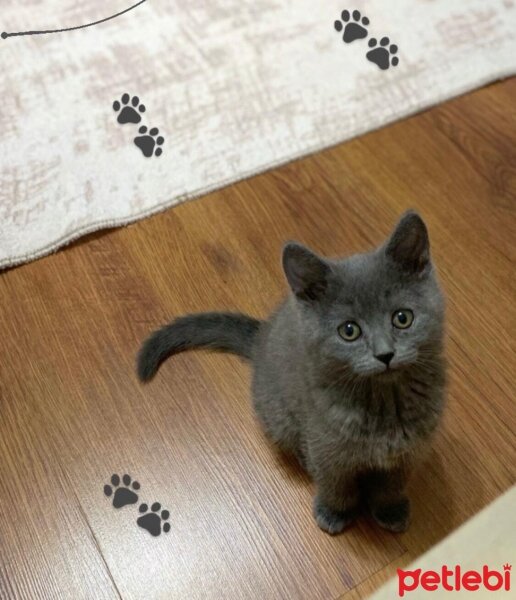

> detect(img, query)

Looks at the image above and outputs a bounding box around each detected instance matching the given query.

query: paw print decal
[113,94,146,125]
[134,126,165,158]
[103,473,140,508]
[334,10,369,43]
[333,9,400,72]
[137,502,171,537]
[366,37,399,70]
[111,94,166,158]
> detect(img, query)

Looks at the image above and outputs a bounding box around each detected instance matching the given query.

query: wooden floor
[1,78,515,600]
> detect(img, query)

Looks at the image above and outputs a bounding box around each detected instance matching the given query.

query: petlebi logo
[397,563,511,596]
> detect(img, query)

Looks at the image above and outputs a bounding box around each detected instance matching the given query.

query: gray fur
[137,211,446,534]
[137,312,261,381]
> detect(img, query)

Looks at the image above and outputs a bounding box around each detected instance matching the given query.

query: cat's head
[282,211,444,378]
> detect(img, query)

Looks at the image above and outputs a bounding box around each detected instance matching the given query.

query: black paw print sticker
[334,10,369,43]
[113,94,146,124]
[134,126,165,158]
[137,502,171,536]
[104,473,140,508]
[366,37,399,70]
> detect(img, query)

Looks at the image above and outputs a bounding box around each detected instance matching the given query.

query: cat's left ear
[282,242,332,302]
[385,210,430,275]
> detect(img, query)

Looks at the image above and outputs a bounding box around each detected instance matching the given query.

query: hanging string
[2,0,148,39]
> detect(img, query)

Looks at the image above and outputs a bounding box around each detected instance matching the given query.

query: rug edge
[2,67,515,271]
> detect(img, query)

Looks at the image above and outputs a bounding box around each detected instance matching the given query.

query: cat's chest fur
[311,374,443,470]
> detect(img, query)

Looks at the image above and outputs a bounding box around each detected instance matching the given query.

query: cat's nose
[375,351,394,366]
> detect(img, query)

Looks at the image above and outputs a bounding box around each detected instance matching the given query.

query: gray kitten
[137,211,446,534]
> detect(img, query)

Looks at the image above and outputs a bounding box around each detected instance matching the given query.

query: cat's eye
[338,321,362,341]
[392,309,414,329]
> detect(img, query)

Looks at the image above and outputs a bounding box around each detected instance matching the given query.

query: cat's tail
[137,312,262,382]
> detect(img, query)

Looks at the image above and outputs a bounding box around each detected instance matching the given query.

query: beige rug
[1,0,515,269]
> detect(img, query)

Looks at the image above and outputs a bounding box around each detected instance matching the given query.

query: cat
[137,210,446,534]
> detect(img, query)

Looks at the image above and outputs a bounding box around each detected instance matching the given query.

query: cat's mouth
[376,367,400,380]
[353,358,414,379]
[354,364,403,379]
[367,363,408,380]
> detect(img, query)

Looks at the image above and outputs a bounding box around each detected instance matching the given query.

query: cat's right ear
[282,242,332,303]
[385,210,430,276]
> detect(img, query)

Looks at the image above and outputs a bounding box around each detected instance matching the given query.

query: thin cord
[1,0,148,39]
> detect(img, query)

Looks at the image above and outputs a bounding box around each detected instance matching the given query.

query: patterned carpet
[1,0,515,268]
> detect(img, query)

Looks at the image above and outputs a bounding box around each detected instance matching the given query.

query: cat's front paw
[370,497,411,532]
[313,497,357,535]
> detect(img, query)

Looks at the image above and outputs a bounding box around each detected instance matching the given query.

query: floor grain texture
[1,78,515,600]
